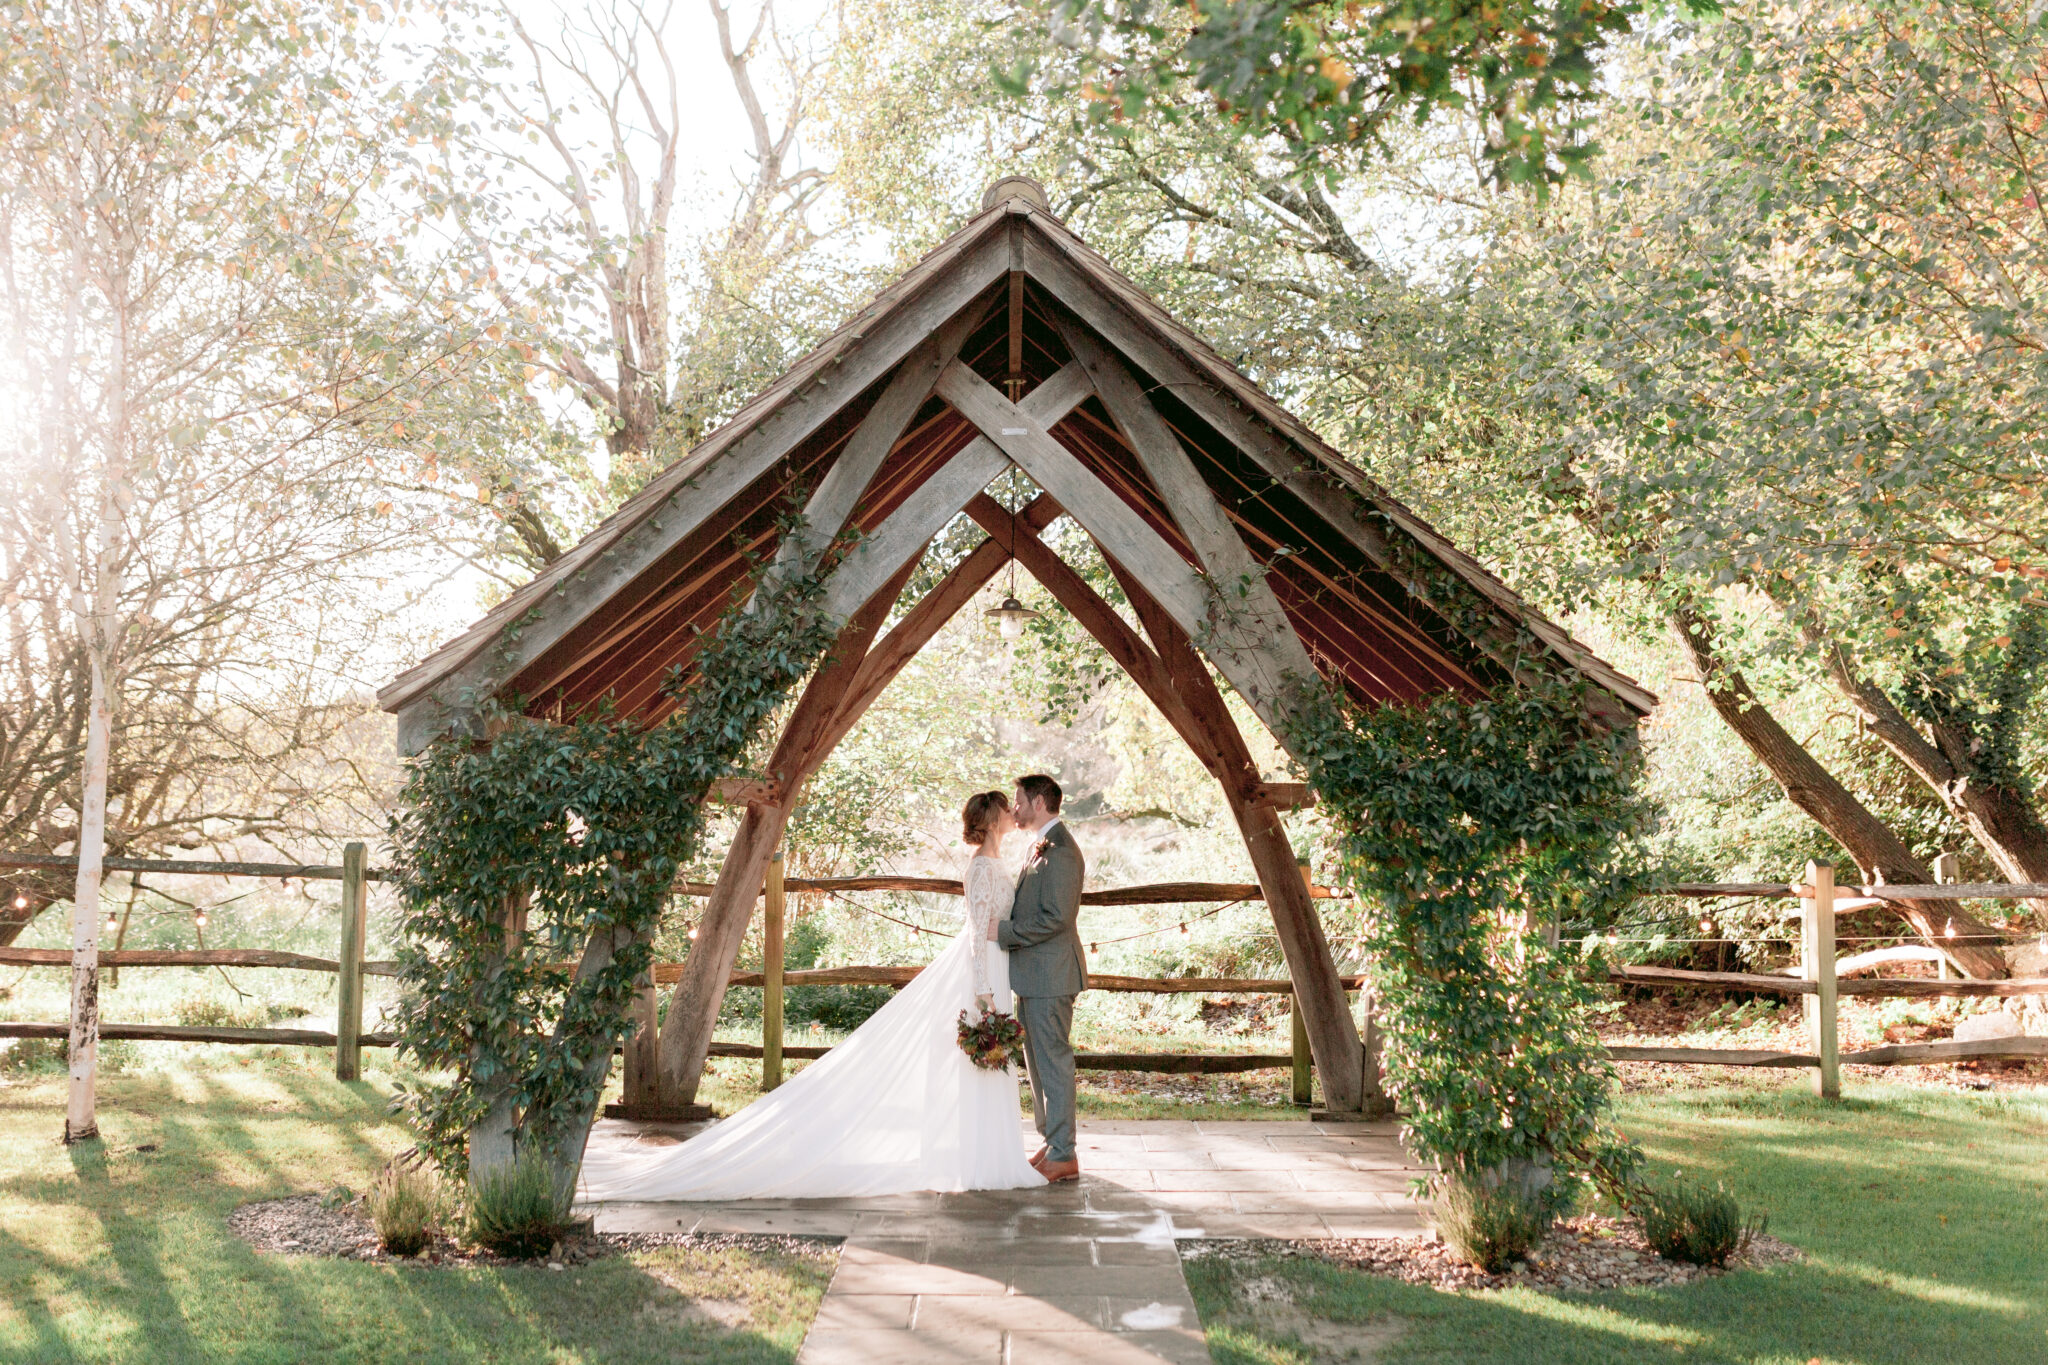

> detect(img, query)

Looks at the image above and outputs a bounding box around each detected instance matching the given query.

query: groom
[990,773,1086,1184]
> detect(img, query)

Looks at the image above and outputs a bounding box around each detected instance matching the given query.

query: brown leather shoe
[1028,1145,1049,1169]
[1039,1158,1081,1184]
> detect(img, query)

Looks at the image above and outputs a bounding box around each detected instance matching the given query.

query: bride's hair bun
[961,790,1010,846]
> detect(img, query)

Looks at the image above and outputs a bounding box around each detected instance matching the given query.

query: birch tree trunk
[64,638,111,1142]
[65,278,128,1143]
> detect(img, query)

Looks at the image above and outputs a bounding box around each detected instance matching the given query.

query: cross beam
[934,360,1321,749]
[1102,554,1373,1112]
[652,498,1058,1109]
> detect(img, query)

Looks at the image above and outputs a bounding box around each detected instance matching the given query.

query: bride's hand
[975,993,994,1014]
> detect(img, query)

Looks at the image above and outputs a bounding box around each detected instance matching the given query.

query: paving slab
[578,1117,1434,1362]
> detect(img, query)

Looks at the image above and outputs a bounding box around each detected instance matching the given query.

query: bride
[577,790,1046,1200]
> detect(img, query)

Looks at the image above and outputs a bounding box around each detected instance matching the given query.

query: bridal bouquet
[956,1008,1026,1071]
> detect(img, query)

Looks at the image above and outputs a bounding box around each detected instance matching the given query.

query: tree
[820,0,2044,967]
[1491,5,2047,932]
[428,0,861,572]
[0,0,488,1133]
[1007,0,1649,191]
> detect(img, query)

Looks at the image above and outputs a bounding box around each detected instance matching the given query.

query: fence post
[762,849,785,1093]
[1802,859,1840,1099]
[335,842,367,1082]
[1932,852,1959,979]
[1289,1003,1312,1106]
[1289,859,1314,1106]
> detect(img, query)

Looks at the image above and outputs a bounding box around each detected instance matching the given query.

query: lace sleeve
[964,859,996,1003]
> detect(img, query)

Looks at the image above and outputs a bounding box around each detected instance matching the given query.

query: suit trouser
[1014,993,1078,1162]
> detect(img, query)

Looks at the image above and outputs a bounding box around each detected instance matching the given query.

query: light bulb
[1000,612,1026,641]
[12,894,25,910]
[194,910,209,929]
[104,912,119,934]
[687,927,698,940]
[1698,917,1714,934]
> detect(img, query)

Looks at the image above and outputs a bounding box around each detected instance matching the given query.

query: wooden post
[1095,560,1365,1112]
[1290,860,1314,1106]
[1932,852,1959,980]
[1358,987,1387,1117]
[1803,860,1840,1099]
[1289,1005,1313,1106]
[622,969,660,1108]
[334,842,368,1082]
[762,850,786,1093]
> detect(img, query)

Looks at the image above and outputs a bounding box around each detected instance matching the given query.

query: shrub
[723,915,895,1032]
[1430,1160,1570,1272]
[466,1152,571,1259]
[1631,1177,1765,1267]
[0,1036,133,1075]
[367,1162,441,1257]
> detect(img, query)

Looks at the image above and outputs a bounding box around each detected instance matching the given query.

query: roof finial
[981,175,1050,212]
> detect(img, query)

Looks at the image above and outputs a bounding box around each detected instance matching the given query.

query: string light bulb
[104,910,119,935]
[1698,916,1714,935]
[687,927,698,940]
[12,894,25,910]
[194,909,209,930]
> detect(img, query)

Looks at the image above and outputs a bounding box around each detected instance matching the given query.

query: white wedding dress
[577,855,1045,1200]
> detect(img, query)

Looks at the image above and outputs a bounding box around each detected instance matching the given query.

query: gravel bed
[1184,1213,1802,1293]
[228,1194,834,1270]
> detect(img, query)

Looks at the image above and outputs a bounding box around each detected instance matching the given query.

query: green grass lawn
[11,1049,2041,1365]
[0,1062,831,1365]
[1186,1080,2048,1364]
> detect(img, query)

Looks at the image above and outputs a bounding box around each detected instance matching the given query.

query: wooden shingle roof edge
[378,183,1655,722]
[375,199,1020,716]
[1011,199,1656,719]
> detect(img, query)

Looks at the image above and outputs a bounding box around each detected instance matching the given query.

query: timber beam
[934,360,1319,750]
[1103,554,1373,1113]
[653,499,1061,1108]
[651,557,920,1109]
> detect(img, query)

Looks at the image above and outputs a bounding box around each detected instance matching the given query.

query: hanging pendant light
[986,589,1039,640]
[984,480,1041,640]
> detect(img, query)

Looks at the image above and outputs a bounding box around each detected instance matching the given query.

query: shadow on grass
[0,1072,830,1364]
[1191,1081,2048,1365]
[1190,1252,2046,1365]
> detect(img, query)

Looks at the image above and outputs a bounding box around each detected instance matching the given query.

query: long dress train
[576,855,1044,1200]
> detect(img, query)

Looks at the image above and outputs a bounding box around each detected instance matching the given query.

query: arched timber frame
[379,180,1656,1116]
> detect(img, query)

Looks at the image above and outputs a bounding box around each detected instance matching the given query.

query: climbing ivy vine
[389,538,842,1185]
[1290,677,1646,1188]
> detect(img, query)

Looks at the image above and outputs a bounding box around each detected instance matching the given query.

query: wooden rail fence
[5,852,2043,1094]
[0,850,1357,1085]
[1605,861,2048,1093]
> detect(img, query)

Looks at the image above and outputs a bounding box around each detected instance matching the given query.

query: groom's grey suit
[997,820,1086,1165]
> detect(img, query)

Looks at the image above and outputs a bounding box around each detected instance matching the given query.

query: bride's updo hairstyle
[961,790,1010,846]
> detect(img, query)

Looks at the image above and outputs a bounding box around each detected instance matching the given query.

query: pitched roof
[380,188,1653,730]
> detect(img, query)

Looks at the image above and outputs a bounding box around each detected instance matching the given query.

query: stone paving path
[585,1118,1430,1363]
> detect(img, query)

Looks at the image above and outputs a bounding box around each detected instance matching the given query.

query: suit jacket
[996,821,1087,998]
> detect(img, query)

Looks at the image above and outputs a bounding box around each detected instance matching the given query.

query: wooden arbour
[379,177,1654,1116]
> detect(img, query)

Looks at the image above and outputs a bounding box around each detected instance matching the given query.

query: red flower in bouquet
[956,1008,1026,1071]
